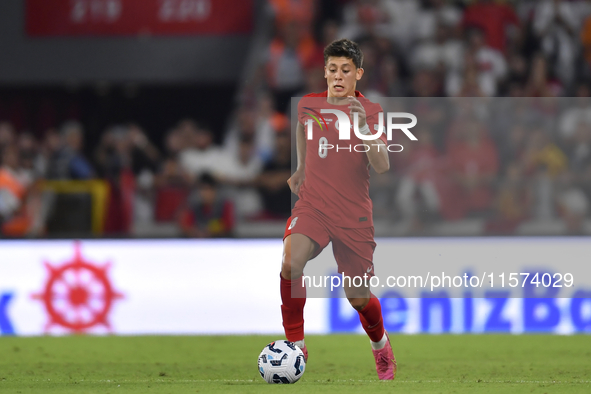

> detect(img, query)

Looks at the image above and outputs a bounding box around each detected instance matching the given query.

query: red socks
[358,296,386,342]
[280,274,306,342]
[281,275,384,344]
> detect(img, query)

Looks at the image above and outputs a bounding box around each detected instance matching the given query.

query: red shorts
[284,205,376,278]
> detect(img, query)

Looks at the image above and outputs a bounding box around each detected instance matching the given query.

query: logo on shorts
[367,266,373,273]
[288,217,298,230]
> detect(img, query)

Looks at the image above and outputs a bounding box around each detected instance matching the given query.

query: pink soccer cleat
[300,345,308,362]
[372,333,396,380]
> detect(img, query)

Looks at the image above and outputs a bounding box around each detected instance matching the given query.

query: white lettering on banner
[159,0,211,22]
[71,0,122,23]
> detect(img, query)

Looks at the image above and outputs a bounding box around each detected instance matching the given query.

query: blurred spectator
[152,156,192,222]
[523,127,568,178]
[443,119,499,220]
[153,138,192,224]
[353,40,389,99]
[177,119,199,152]
[95,125,159,181]
[264,19,318,109]
[215,135,263,219]
[0,145,25,223]
[414,0,462,43]
[155,158,191,189]
[268,0,316,33]
[556,171,589,234]
[312,20,340,66]
[500,123,529,170]
[298,66,327,96]
[180,173,234,238]
[46,121,94,180]
[485,161,531,234]
[411,23,463,77]
[504,52,528,91]
[565,121,591,174]
[524,54,562,96]
[533,0,579,86]
[179,123,224,180]
[163,127,184,159]
[453,56,487,97]
[340,0,397,44]
[448,28,507,97]
[580,10,591,75]
[558,85,591,140]
[523,127,568,220]
[0,142,45,237]
[375,54,405,97]
[39,129,61,177]
[411,68,442,97]
[94,125,156,235]
[224,98,281,164]
[462,0,521,53]
[396,128,442,229]
[128,124,160,176]
[0,122,16,151]
[129,124,161,225]
[256,131,292,219]
[16,132,43,186]
[376,0,422,49]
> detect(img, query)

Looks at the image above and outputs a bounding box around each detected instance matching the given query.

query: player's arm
[287,122,306,195]
[348,97,390,174]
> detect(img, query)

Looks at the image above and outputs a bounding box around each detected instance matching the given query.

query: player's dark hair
[324,38,363,69]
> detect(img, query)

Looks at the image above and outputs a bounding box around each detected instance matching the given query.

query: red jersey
[295,90,387,228]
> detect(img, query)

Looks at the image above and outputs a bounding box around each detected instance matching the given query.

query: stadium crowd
[2,0,591,237]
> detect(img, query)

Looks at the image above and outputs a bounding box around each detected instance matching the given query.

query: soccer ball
[257,340,306,384]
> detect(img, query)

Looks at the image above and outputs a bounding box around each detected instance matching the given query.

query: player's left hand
[348,96,367,129]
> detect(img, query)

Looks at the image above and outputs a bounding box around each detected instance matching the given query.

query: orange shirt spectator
[581,16,591,68]
[269,0,316,32]
[266,27,318,90]
[0,145,26,217]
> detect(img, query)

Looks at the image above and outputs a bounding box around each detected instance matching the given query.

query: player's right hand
[288,170,305,196]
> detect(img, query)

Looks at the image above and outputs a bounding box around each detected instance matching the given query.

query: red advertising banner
[26,0,253,37]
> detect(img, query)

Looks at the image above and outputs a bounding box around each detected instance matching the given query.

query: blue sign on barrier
[0,292,15,335]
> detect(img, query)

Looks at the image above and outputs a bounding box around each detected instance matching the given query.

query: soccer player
[280,38,396,380]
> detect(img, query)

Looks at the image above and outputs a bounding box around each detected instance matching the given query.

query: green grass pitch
[1,335,590,393]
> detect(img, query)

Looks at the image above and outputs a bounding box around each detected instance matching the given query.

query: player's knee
[348,297,370,311]
[281,246,304,279]
[281,250,292,279]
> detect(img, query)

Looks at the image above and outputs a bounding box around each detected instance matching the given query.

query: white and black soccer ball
[257,340,306,384]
